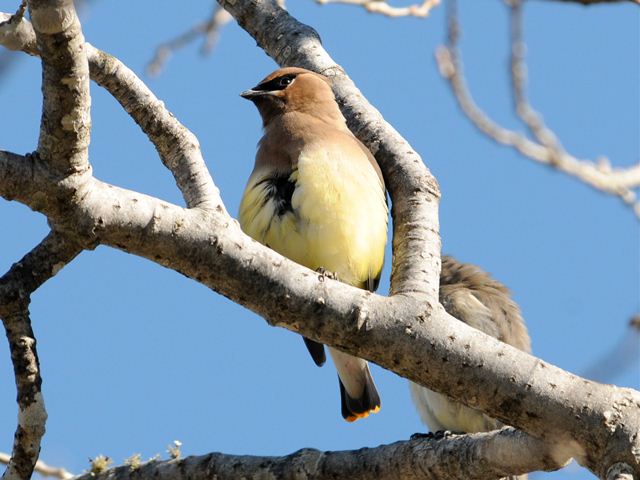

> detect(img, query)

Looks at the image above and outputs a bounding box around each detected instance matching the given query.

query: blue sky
[0,1,638,479]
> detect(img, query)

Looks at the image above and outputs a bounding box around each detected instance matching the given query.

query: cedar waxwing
[410,256,531,479]
[239,67,388,422]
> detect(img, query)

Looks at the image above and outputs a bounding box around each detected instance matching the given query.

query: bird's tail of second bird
[329,347,381,422]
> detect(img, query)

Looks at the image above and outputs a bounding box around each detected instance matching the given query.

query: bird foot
[410,430,454,441]
[410,432,434,440]
[316,267,339,282]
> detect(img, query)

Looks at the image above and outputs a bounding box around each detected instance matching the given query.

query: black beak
[240,89,266,100]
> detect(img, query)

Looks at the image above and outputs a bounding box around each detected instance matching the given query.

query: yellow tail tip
[345,406,381,423]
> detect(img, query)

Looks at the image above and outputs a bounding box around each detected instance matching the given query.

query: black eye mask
[254,74,296,92]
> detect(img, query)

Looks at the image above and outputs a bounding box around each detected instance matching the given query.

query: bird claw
[316,267,339,282]
[433,430,454,440]
[410,432,434,440]
[410,430,454,441]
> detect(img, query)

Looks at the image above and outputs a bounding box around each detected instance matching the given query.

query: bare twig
[436,0,640,218]
[0,231,82,480]
[508,0,563,152]
[146,4,232,77]
[0,452,74,479]
[316,0,440,17]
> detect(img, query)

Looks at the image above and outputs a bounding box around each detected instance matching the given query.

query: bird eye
[279,76,293,88]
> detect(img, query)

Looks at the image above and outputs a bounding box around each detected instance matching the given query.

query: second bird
[238,67,388,422]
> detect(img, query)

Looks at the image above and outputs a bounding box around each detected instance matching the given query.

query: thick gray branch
[3,148,636,477]
[0,231,82,480]
[73,429,563,480]
[0,140,563,479]
[28,0,91,177]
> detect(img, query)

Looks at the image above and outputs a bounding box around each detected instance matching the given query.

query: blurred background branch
[0,452,73,479]
[436,0,640,219]
[315,0,440,17]
[146,4,232,77]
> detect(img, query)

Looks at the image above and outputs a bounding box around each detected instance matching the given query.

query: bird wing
[303,337,326,367]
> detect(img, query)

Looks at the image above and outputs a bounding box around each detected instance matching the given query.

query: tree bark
[0,1,638,478]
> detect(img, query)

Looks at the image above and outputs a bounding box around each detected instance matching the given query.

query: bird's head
[241,67,343,126]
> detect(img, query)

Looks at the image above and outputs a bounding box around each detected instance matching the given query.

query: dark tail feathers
[339,368,381,422]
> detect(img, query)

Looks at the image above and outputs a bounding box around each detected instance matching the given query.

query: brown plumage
[411,255,531,480]
[239,67,387,422]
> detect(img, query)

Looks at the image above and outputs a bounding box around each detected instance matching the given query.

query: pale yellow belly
[239,148,387,289]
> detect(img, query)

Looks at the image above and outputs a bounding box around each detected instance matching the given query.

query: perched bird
[410,255,531,434]
[238,67,388,422]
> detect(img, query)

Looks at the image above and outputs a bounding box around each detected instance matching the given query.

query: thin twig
[437,0,640,218]
[146,4,231,77]
[508,0,563,153]
[0,452,74,479]
[316,0,440,17]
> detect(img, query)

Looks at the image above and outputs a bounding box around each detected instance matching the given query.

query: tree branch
[436,0,640,219]
[146,4,232,77]
[28,0,91,177]
[0,151,40,205]
[73,428,564,480]
[218,0,442,302]
[0,452,73,479]
[1,1,639,477]
[0,231,82,480]
[315,0,440,17]
[86,45,223,211]
[0,10,223,212]
[1,155,576,478]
